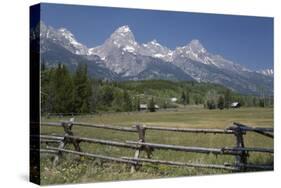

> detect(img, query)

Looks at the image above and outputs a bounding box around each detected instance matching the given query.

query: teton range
[31,21,273,95]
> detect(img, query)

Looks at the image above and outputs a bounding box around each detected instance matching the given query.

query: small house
[230,102,241,108]
[139,104,160,111]
[170,97,178,102]
[139,104,148,110]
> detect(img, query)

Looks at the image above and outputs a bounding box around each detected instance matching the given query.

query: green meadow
[40,107,273,184]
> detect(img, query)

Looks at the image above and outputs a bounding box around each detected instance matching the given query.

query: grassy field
[40,107,273,185]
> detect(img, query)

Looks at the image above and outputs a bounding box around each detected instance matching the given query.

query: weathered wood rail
[37,120,274,172]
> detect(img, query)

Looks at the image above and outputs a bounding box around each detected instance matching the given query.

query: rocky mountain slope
[31,22,273,95]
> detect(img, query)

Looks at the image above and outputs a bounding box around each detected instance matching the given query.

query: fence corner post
[52,119,82,167]
[232,123,247,171]
[52,121,69,167]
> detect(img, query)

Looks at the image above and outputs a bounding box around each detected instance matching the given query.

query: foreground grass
[40,107,273,185]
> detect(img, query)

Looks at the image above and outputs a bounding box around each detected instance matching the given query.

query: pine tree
[148,97,156,112]
[41,65,53,114]
[217,96,225,110]
[181,91,186,105]
[51,64,74,113]
[132,96,141,111]
[259,98,265,107]
[112,90,123,112]
[123,90,132,112]
[73,63,92,113]
[186,91,190,105]
[90,79,100,113]
[224,89,231,109]
[101,85,114,106]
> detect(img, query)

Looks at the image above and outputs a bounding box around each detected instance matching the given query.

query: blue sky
[40,3,273,71]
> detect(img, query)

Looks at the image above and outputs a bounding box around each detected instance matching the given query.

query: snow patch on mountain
[123,45,136,53]
[257,69,274,77]
[140,39,173,61]
[38,22,88,55]
[116,25,131,33]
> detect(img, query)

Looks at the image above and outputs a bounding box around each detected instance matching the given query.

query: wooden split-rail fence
[36,121,274,172]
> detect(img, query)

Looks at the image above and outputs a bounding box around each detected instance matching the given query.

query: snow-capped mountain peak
[115,25,131,33]
[108,25,139,51]
[188,39,207,53]
[58,28,77,41]
[174,39,207,57]
[57,28,87,54]
[38,21,88,55]
[173,40,208,63]
[172,39,251,74]
[87,25,139,57]
[140,39,173,61]
[58,27,70,33]
[257,69,274,77]
[149,39,161,46]
[110,25,135,41]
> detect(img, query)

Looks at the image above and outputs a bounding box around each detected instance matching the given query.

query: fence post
[52,122,68,167]
[52,140,65,167]
[130,124,152,173]
[52,120,82,167]
[65,121,82,153]
[232,124,247,171]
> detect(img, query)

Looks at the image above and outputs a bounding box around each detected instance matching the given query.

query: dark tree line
[41,63,136,114]
[41,63,273,114]
[181,90,190,105]
[204,89,273,110]
[41,63,92,114]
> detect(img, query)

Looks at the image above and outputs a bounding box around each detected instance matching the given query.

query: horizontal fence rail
[37,134,274,154]
[47,146,138,165]
[41,122,137,132]
[38,120,274,172]
[39,149,59,154]
[126,141,239,155]
[121,157,239,171]
[143,126,234,134]
[223,147,273,153]
[65,135,140,149]
[73,122,137,132]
